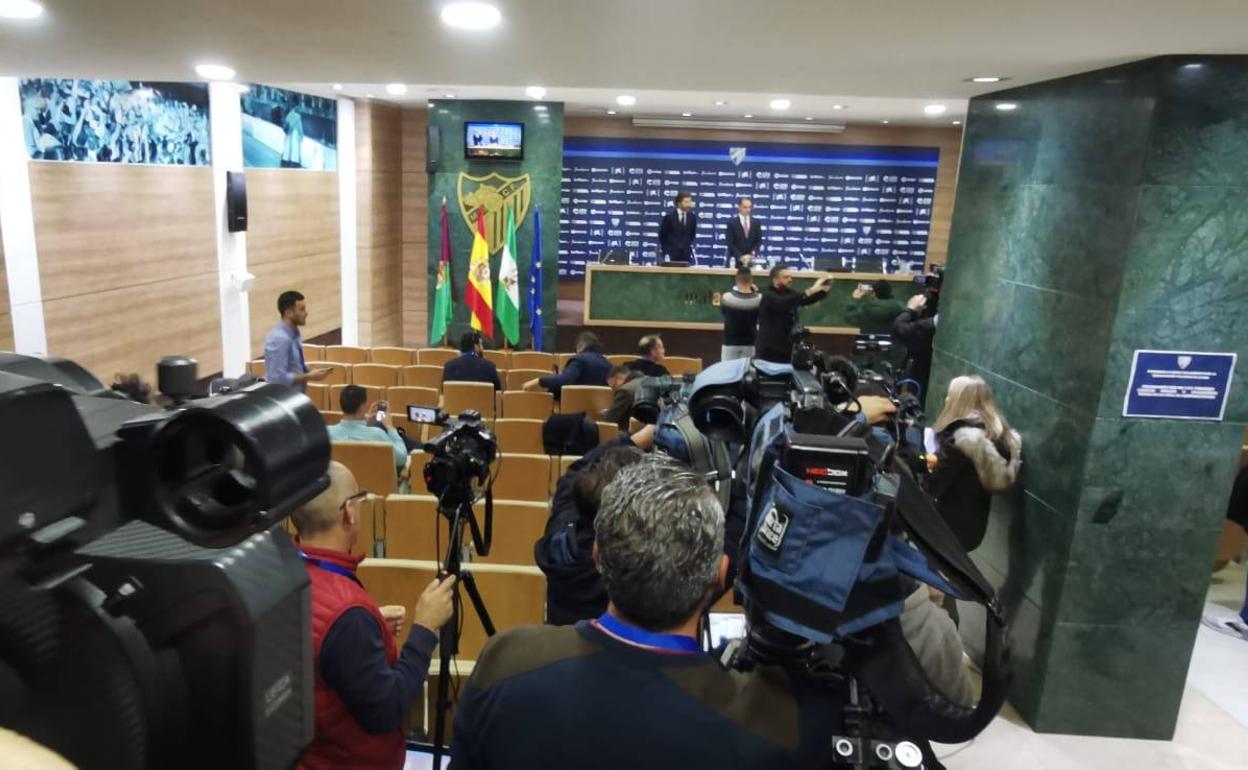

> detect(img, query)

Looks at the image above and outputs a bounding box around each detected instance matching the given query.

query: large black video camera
[0,353,330,770]
[688,340,1010,767]
[410,406,498,511]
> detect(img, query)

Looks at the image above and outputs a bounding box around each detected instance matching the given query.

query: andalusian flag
[429,198,454,345]
[465,208,495,339]
[495,209,520,345]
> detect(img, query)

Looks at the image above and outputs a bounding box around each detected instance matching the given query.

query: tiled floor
[937,561,1248,769]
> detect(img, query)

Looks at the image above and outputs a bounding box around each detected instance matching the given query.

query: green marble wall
[426,100,562,351]
[937,56,1248,739]
[587,270,924,327]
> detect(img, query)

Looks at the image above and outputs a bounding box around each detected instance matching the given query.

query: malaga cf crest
[457,171,532,255]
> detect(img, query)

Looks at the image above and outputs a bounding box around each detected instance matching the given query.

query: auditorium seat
[387,386,440,437]
[352,363,401,388]
[370,347,417,366]
[331,383,384,411]
[322,410,343,426]
[316,362,352,385]
[303,343,326,361]
[401,365,444,391]
[332,441,399,496]
[482,350,510,369]
[417,348,457,366]
[557,352,575,369]
[596,421,620,445]
[505,369,549,391]
[246,359,266,377]
[306,383,329,410]
[379,495,453,561]
[492,419,546,454]
[607,354,634,367]
[491,453,552,502]
[560,385,612,416]
[444,381,496,419]
[470,499,546,566]
[510,351,555,370]
[500,390,553,420]
[664,356,703,376]
[352,495,381,558]
[326,345,369,364]
[559,455,581,477]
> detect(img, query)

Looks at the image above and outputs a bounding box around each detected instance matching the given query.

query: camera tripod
[429,489,495,770]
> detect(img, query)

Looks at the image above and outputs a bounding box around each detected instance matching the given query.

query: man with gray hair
[450,455,841,769]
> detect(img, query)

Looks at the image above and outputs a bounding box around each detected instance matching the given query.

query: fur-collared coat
[925,418,1022,552]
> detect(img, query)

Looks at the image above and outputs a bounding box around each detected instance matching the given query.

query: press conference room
[1,2,1246,769]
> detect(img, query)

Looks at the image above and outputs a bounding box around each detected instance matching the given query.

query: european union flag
[528,208,543,351]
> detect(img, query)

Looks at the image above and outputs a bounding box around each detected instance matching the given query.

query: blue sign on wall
[559,137,939,279]
[1122,350,1237,420]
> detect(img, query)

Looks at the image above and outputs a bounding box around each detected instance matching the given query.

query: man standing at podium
[657,190,697,265]
[725,196,763,268]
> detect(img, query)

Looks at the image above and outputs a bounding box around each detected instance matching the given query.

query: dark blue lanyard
[300,551,363,587]
[593,613,702,654]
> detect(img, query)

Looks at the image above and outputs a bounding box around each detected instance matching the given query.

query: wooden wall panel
[401,109,429,347]
[356,101,404,346]
[0,214,12,352]
[246,169,341,357]
[29,162,219,381]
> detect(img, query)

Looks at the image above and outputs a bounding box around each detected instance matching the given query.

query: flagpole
[442,195,450,347]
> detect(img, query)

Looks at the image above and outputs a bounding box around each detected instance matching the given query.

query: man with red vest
[292,461,456,770]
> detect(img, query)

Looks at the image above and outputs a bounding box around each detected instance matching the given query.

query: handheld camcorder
[687,337,1010,767]
[0,353,330,770]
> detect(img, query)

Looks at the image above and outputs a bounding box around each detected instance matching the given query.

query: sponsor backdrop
[426,100,562,351]
[559,136,939,278]
[240,84,337,170]
[19,78,211,165]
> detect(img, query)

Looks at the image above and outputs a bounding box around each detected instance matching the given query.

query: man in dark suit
[725,196,763,268]
[442,331,502,390]
[523,331,612,397]
[657,190,697,265]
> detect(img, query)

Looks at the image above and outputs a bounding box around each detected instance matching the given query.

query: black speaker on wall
[226,171,248,232]
[426,125,440,173]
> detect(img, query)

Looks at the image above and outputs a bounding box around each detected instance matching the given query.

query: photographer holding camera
[893,288,939,395]
[293,461,457,770]
[455,456,843,770]
[757,265,834,363]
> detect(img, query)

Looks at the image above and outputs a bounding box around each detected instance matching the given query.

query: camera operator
[293,461,456,770]
[601,365,645,431]
[893,292,937,394]
[846,279,905,336]
[757,265,833,363]
[455,455,843,770]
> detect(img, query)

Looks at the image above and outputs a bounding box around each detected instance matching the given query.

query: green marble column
[935,56,1248,739]
[426,100,562,351]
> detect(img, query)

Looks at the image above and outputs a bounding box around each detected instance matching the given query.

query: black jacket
[625,358,670,378]
[658,209,697,263]
[893,308,936,391]
[539,345,611,396]
[756,285,829,363]
[725,216,763,267]
[442,352,502,390]
[924,419,1022,552]
[720,287,761,346]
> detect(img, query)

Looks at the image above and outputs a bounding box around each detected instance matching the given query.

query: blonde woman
[925,375,1022,552]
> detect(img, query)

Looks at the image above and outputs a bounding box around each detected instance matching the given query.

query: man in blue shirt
[328,385,410,473]
[264,290,333,393]
[523,331,611,397]
[443,331,503,390]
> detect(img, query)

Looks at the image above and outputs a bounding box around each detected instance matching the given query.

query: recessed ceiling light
[968,76,1006,83]
[769,98,791,110]
[616,95,636,107]
[332,83,344,91]
[681,112,692,117]
[952,120,962,125]
[831,104,846,110]
[444,92,456,98]
[804,116,813,121]
[0,0,42,19]
[386,83,408,96]
[923,104,947,116]
[743,114,753,119]
[881,120,890,124]
[427,101,435,108]
[525,85,547,99]
[195,63,236,81]
[606,109,617,115]
[713,99,727,106]
[996,102,1018,111]
[440,2,501,30]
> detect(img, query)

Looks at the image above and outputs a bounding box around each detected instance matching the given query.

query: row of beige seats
[281,344,703,374]
[325,417,619,458]
[249,361,620,394]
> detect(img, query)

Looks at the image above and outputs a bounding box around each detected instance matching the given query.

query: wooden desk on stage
[583,264,925,333]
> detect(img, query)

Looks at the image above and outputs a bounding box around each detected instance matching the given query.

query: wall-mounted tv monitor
[464,121,524,160]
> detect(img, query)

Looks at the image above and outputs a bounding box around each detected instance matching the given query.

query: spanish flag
[465,208,495,339]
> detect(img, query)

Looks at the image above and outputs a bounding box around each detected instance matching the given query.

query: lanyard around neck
[592,613,701,654]
[300,551,362,586]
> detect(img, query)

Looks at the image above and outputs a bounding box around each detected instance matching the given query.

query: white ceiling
[2,0,1247,124]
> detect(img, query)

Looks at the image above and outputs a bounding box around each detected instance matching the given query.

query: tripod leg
[430,591,459,768]
[459,570,496,637]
